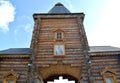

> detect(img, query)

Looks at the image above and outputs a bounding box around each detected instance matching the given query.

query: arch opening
[44,74,78,83]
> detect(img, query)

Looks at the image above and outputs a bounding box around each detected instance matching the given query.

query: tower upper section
[31,3,89,51]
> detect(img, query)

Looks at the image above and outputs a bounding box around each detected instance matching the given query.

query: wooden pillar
[27,18,42,83]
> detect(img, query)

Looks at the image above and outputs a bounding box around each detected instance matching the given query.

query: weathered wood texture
[33,18,89,82]
[0,55,30,83]
[89,53,120,83]
[35,18,83,61]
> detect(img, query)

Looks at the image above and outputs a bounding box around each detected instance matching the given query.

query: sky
[0,0,120,50]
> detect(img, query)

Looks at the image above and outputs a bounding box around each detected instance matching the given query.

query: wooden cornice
[0,54,30,58]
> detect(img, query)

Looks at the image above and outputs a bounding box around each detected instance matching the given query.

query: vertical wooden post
[27,18,42,83]
[77,15,94,83]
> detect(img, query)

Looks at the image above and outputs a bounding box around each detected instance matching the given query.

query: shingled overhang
[89,46,120,56]
[0,48,32,58]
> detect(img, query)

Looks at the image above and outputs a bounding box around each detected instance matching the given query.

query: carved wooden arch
[101,67,116,75]
[39,61,82,83]
[53,29,65,33]
[3,70,19,83]
[101,67,117,83]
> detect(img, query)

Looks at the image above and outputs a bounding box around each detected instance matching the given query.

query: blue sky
[0,0,120,50]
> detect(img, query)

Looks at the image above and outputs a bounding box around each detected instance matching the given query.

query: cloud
[16,15,33,33]
[24,23,33,33]
[13,22,33,42]
[88,0,120,47]
[14,23,33,35]
[0,0,16,33]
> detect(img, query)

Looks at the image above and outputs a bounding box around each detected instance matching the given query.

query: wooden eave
[0,54,31,58]
[33,13,85,21]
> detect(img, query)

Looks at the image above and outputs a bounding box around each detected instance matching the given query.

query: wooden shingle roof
[0,48,32,55]
[89,46,120,53]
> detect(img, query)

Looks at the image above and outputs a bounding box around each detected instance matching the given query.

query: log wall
[35,18,83,65]
[90,53,120,83]
[34,18,89,82]
[0,55,30,83]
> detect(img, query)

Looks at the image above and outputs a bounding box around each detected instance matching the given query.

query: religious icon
[55,45,64,55]
[105,78,113,83]
[8,81,14,83]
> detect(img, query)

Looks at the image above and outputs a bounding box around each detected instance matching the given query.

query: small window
[54,45,65,55]
[57,32,62,39]
[105,78,113,83]
[53,29,64,41]
[8,81,15,83]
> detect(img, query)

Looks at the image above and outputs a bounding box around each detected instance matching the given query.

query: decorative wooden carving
[39,60,82,81]
[101,67,117,83]
[3,69,19,83]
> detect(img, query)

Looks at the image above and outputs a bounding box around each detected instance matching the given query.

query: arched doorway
[44,74,78,83]
[39,61,82,83]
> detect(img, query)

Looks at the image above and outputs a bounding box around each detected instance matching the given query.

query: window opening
[53,29,64,41]
[8,81,14,83]
[57,32,62,39]
[105,78,113,83]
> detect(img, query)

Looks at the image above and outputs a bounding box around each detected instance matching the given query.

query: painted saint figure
[56,45,64,55]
